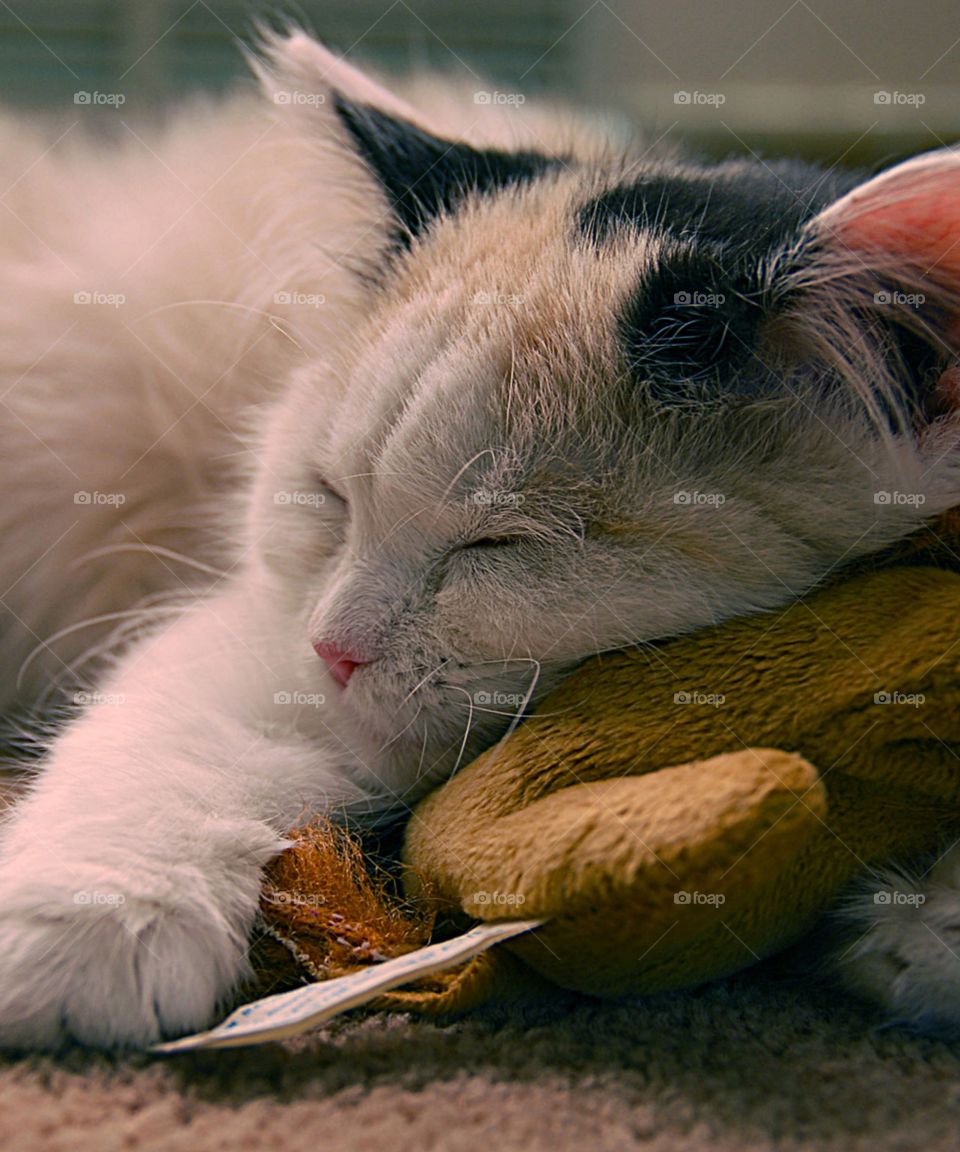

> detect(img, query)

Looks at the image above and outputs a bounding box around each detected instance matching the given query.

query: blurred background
[1,0,958,167]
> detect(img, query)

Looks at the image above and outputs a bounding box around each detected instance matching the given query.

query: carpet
[1,958,957,1152]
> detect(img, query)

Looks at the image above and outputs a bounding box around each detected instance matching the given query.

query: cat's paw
[0,829,279,1050]
[834,846,960,1034]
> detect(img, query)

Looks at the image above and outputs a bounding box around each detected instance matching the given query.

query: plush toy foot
[835,843,960,1035]
[405,746,828,996]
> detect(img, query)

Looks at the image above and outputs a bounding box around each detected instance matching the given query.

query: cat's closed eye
[312,475,349,507]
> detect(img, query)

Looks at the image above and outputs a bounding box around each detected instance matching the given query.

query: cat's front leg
[834,843,960,1034]
[0,589,367,1050]
[0,778,283,1050]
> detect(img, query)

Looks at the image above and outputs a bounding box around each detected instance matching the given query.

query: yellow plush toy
[258,528,960,1015]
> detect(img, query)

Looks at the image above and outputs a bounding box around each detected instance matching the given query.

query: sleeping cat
[0,31,958,1049]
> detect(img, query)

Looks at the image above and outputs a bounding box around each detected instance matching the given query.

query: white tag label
[152,918,544,1053]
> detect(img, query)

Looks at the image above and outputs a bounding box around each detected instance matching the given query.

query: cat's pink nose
[313,640,368,687]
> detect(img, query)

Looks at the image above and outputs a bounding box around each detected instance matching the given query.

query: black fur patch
[591,159,862,402]
[334,96,560,247]
[579,160,856,252]
[618,250,778,401]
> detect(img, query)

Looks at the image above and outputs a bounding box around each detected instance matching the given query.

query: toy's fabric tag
[152,918,544,1053]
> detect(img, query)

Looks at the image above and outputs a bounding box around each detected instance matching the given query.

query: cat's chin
[336,696,510,817]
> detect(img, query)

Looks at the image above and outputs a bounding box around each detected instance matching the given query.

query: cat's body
[1,32,959,1048]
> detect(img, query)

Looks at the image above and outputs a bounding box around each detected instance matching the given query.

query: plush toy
[254,519,960,1015]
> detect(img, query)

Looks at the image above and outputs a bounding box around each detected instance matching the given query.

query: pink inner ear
[813,150,960,278]
[836,195,958,274]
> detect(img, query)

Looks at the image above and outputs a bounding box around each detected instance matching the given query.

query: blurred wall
[0,0,957,164]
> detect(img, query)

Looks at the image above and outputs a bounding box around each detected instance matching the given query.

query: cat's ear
[254,31,556,245]
[774,148,960,427]
[804,148,960,285]
[329,98,557,244]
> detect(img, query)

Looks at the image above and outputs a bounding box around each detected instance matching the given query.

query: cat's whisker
[128,299,323,353]
[399,658,452,706]
[414,722,431,782]
[69,543,228,579]
[16,606,186,691]
[430,448,499,528]
[376,702,423,754]
[444,685,479,780]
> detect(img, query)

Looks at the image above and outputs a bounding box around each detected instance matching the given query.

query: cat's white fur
[0,36,607,1049]
[0,33,958,1048]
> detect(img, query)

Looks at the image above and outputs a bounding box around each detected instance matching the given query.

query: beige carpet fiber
[1,958,957,1152]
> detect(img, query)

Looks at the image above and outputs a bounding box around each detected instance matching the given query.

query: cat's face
[249,36,960,806]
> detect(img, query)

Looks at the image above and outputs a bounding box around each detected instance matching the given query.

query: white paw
[0,823,282,1050]
[835,847,960,1034]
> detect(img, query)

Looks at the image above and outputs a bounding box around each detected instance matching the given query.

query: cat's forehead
[323,154,845,495]
[326,183,648,472]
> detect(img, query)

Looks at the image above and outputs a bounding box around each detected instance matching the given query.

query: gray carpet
[1,960,955,1152]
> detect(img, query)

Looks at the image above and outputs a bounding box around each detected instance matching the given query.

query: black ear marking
[333,95,560,246]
